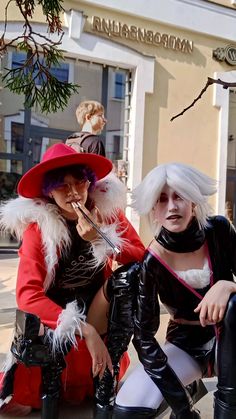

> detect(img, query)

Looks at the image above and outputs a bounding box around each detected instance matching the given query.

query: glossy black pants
[112,404,158,418]
[214,293,236,418]
[94,262,141,417]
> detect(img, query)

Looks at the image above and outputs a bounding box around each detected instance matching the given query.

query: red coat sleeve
[16,223,63,329]
[114,210,145,265]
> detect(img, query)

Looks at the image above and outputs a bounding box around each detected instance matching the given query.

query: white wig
[132,162,217,234]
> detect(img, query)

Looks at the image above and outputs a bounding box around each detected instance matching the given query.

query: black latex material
[41,355,65,419]
[156,218,205,253]
[112,404,157,418]
[9,309,71,419]
[93,403,113,419]
[169,409,201,419]
[41,395,60,419]
[214,395,236,419]
[214,294,236,417]
[133,262,197,415]
[94,262,141,407]
[169,380,207,418]
[10,309,52,367]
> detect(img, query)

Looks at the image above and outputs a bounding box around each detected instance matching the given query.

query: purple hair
[42,164,97,197]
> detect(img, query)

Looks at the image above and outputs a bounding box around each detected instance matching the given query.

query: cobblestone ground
[0,256,216,418]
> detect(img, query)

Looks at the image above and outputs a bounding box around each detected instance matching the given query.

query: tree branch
[0,0,80,114]
[170,77,236,122]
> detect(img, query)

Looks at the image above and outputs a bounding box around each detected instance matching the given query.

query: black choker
[155,218,205,253]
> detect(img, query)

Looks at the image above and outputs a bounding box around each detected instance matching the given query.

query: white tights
[116,342,202,410]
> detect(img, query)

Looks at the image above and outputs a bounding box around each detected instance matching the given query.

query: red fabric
[0,340,129,408]
[16,223,64,329]
[113,210,145,265]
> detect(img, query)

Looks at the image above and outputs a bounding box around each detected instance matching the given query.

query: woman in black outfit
[112,162,236,419]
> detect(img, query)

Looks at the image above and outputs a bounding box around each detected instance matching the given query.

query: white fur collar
[0,197,71,290]
[90,172,127,218]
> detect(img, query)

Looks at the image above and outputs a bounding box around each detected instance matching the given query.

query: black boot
[170,410,201,419]
[94,262,141,414]
[10,309,68,419]
[113,404,157,418]
[0,310,43,409]
[41,355,66,419]
[214,393,236,419]
[113,403,200,419]
[94,404,113,419]
[215,294,236,418]
[169,379,207,418]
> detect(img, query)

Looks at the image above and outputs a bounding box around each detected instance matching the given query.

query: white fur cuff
[46,301,86,355]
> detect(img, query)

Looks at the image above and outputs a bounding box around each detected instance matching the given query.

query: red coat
[1,207,145,408]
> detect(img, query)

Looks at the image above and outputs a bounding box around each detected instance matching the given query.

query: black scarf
[155,217,205,253]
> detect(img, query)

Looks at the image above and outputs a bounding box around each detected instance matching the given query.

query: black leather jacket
[133,216,236,413]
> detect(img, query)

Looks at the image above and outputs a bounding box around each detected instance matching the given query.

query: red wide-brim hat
[17,143,113,198]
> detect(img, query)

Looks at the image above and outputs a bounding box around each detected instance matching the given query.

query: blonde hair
[132,162,218,234]
[76,101,104,128]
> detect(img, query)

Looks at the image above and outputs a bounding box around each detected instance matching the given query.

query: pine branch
[0,0,80,114]
[38,0,64,33]
[3,46,80,113]
[170,77,236,122]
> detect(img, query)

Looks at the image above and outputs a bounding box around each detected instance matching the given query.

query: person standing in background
[66,100,106,156]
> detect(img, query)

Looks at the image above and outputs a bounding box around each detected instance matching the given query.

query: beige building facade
[0,0,236,246]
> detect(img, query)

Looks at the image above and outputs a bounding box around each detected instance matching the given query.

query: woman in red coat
[0,143,144,416]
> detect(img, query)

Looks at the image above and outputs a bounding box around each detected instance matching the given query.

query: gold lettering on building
[91,16,193,53]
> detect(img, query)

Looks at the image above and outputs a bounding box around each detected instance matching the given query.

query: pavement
[0,254,217,418]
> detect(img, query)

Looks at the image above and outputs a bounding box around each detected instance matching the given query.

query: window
[114,72,126,99]
[11,122,24,153]
[12,52,70,85]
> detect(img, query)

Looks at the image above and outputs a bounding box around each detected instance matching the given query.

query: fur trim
[0,362,18,408]
[45,301,86,355]
[1,350,16,375]
[0,395,12,408]
[0,197,71,290]
[0,335,17,407]
[91,222,127,266]
[90,173,127,218]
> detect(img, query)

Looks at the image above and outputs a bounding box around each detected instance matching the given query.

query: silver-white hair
[132,162,218,234]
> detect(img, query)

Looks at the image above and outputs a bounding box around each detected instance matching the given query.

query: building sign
[213,45,236,66]
[91,16,193,54]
